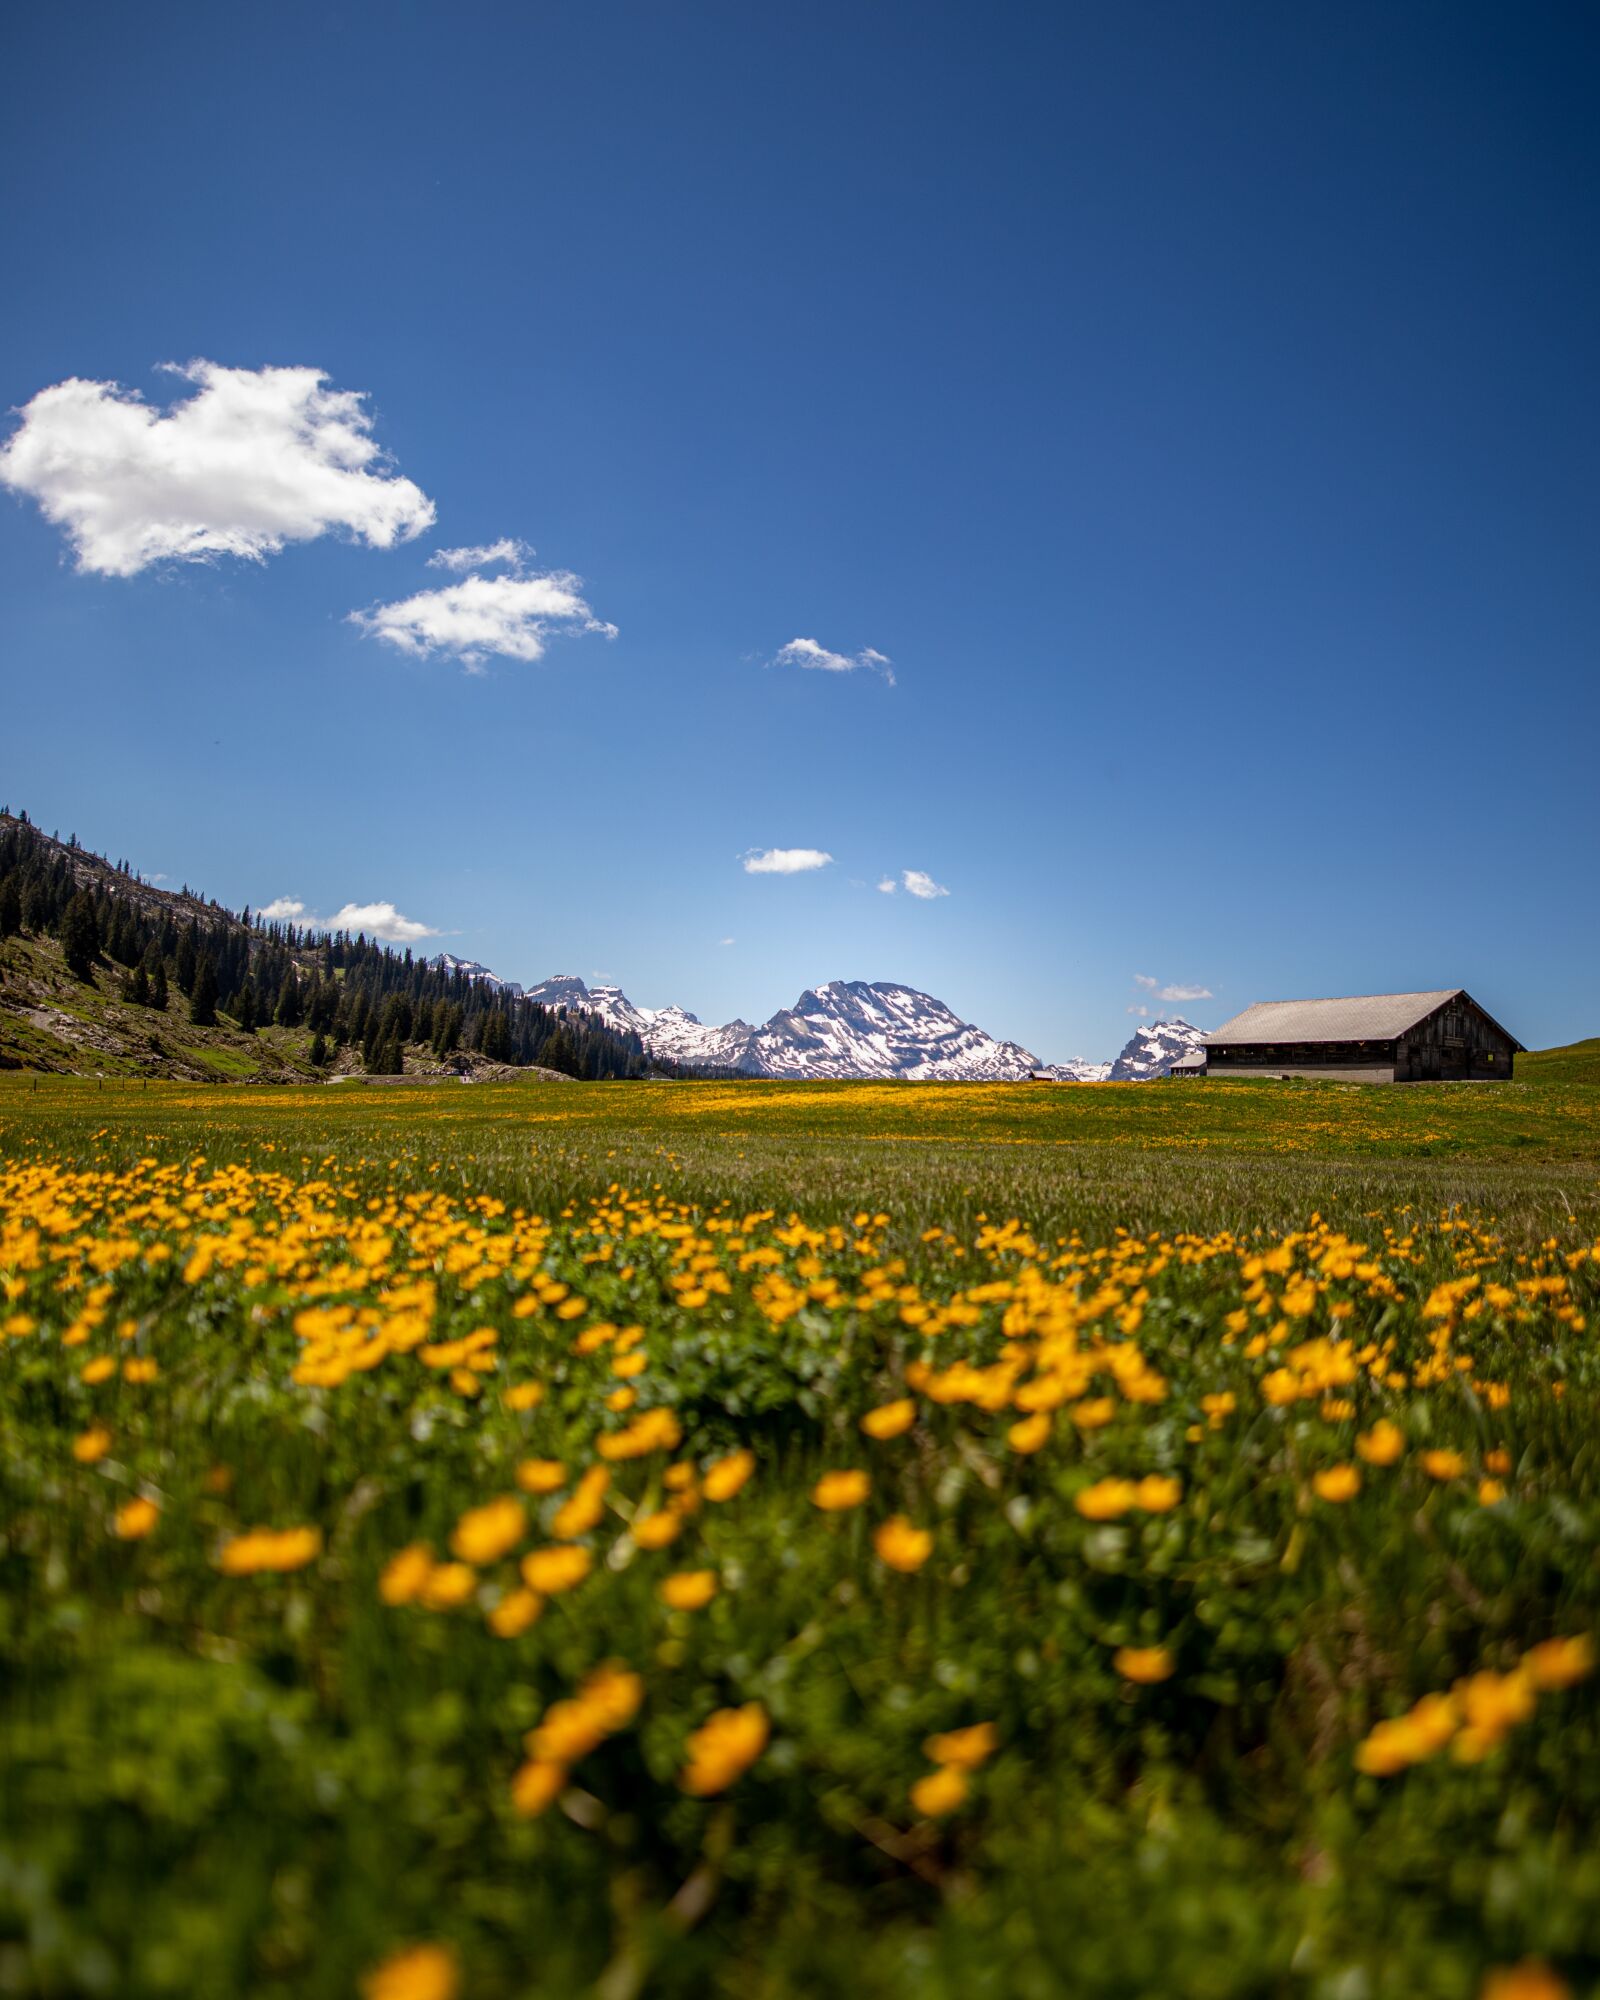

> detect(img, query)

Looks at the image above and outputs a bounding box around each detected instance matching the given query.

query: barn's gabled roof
[1205,991,1461,1046]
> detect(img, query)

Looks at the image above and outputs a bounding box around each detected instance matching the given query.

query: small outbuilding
[1203,990,1522,1083]
[1166,1051,1208,1079]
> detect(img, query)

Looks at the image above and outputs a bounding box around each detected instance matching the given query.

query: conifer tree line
[0,812,657,1080]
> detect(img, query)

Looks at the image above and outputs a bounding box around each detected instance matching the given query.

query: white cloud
[741,847,833,875]
[902,869,949,900]
[719,936,735,947]
[428,538,530,573]
[1134,972,1214,1003]
[350,568,615,669]
[1127,1003,1151,1018]
[257,895,438,944]
[876,876,898,894]
[771,637,895,686]
[0,360,434,577]
[327,901,440,945]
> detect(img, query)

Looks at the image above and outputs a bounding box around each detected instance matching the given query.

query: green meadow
[1,1067,1598,1998]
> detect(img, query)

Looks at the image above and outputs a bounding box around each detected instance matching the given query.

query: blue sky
[1,1,1595,1061]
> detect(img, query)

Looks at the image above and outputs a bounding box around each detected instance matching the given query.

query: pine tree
[237,982,258,1032]
[275,968,303,1028]
[190,953,218,1026]
[150,954,169,1012]
[176,922,198,996]
[61,891,100,979]
[125,961,150,1007]
[309,1031,327,1069]
[0,877,19,938]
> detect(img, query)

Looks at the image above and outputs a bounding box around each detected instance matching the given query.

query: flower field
[2,1076,1599,1998]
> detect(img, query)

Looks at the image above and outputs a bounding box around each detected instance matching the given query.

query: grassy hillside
[0,927,547,1084]
[1515,1036,1600,1086]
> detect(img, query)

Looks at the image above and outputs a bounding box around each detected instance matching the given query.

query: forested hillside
[0,811,651,1082]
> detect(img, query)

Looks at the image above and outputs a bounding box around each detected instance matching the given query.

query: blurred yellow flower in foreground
[702,1449,755,1502]
[521,1545,592,1595]
[450,1494,525,1565]
[361,1941,460,2000]
[73,1426,112,1463]
[924,1721,996,1769]
[217,1526,322,1575]
[1114,1645,1175,1684]
[911,1765,969,1817]
[860,1398,916,1440]
[1479,1960,1571,2000]
[811,1470,870,1512]
[659,1569,718,1611]
[114,1495,159,1540]
[1523,1634,1594,1691]
[679,1703,769,1795]
[1313,1465,1361,1503]
[510,1758,567,1818]
[874,1515,933,1572]
[379,1543,435,1605]
[1356,1420,1406,1466]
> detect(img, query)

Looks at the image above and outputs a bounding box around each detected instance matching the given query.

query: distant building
[1203,990,1522,1083]
[1165,1051,1208,1079]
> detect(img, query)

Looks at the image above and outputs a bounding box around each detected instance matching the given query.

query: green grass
[1517,1037,1600,1087]
[2,1077,1599,1999]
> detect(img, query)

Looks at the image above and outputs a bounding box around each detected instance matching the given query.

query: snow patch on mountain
[1106,1018,1207,1081]
[431,952,524,997]
[527,973,1043,1080]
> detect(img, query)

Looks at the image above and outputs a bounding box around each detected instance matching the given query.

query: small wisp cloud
[741,848,834,875]
[878,870,950,899]
[1134,973,1214,1004]
[0,360,434,576]
[771,637,895,685]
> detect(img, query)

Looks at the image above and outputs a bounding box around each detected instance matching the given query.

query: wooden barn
[1202,990,1522,1083]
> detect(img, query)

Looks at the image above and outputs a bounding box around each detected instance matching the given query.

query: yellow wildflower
[450,1495,525,1565]
[1113,1645,1175,1684]
[910,1765,969,1816]
[860,1398,916,1440]
[521,1545,592,1595]
[679,1703,769,1795]
[923,1721,996,1769]
[811,1469,870,1512]
[114,1495,160,1540]
[702,1449,755,1502]
[659,1569,719,1611]
[361,1941,460,2000]
[1313,1465,1361,1504]
[873,1515,933,1572]
[379,1543,435,1605]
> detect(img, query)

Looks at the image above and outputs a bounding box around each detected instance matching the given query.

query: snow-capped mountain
[455,960,1202,1080]
[1031,1057,1114,1082]
[1106,1018,1206,1081]
[526,974,1043,1080]
[431,953,524,997]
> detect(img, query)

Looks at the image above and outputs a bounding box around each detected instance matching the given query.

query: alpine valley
[438,963,1210,1082]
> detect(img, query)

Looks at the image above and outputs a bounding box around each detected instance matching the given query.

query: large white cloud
[741,847,834,875]
[259,895,438,944]
[350,568,616,669]
[772,637,895,685]
[0,360,435,576]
